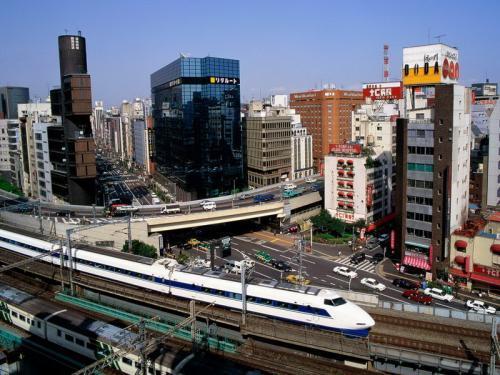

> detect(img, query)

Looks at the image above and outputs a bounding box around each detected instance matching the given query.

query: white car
[202,201,216,211]
[423,287,454,302]
[466,300,496,315]
[283,183,297,191]
[333,266,357,279]
[199,200,212,207]
[305,177,317,184]
[360,278,386,291]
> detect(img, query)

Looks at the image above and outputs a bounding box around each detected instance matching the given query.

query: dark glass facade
[151,57,243,200]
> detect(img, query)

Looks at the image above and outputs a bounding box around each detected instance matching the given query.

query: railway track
[0,248,494,371]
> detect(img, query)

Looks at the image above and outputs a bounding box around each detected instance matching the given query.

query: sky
[1,0,500,107]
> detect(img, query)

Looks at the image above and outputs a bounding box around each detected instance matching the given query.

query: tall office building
[0,87,29,119]
[49,34,96,204]
[151,56,242,200]
[395,44,471,279]
[290,88,363,171]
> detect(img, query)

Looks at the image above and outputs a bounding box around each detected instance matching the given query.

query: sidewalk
[376,258,500,306]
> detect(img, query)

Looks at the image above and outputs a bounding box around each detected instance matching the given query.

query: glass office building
[151,57,243,200]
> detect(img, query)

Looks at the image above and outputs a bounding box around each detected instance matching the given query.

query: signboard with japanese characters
[473,264,500,278]
[362,82,403,100]
[403,44,459,85]
[209,76,240,84]
[329,144,362,155]
[335,211,354,222]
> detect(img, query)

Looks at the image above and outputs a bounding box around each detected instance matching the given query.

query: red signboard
[473,264,500,278]
[335,211,354,222]
[366,184,374,207]
[329,144,362,155]
[390,229,395,251]
[362,82,403,100]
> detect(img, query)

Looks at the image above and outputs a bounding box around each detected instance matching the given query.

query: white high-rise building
[487,101,500,207]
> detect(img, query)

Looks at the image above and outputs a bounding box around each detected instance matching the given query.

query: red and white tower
[383,44,389,82]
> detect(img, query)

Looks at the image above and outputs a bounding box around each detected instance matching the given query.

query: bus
[109,204,139,217]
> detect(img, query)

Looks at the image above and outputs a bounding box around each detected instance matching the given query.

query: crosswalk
[336,256,376,273]
[33,215,120,225]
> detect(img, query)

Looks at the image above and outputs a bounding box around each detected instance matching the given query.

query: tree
[123,239,158,259]
[311,210,345,236]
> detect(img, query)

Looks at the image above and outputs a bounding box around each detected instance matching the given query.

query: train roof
[76,243,155,265]
[0,282,137,345]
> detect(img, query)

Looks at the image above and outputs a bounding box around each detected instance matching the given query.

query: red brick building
[290,89,363,171]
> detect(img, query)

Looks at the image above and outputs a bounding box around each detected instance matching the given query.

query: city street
[186,231,483,313]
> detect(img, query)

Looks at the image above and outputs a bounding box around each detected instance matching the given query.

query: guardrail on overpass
[146,202,285,232]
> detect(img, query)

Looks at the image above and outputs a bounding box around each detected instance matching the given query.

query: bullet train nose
[352,305,375,328]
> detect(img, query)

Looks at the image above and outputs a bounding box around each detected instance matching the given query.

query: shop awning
[455,240,467,249]
[454,255,466,265]
[338,159,344,164]
[338,202,345,206]
[346,182,353,186]
[366,212,396,233]
[347,160,353,164]
[470,272,500,287]
[403,255,431,271]
[347,192,353,197]
[449,267,469,278]
[337,181,344,186]
[338,170,344,175]
[338,192,344,197]
[491,244,500,254]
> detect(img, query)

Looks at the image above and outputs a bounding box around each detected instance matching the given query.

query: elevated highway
[146,201,285,233]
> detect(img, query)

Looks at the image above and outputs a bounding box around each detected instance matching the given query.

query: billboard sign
[402,44,459,86]
[329,143,362,154]
[362,82,403,100]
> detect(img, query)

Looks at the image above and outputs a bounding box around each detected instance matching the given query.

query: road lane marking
[379,294,409,304]
[325,274,349,284]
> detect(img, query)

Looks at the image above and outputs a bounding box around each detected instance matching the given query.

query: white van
[202,201,216,211]
[284,183,297,191]
[161,204,181,214]
[152,197,161,204]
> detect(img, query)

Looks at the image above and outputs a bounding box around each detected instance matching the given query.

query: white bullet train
[0,228,375,337]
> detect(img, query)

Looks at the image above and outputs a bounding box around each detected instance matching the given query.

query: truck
[108,204,139,217]
[253,194,274,203]
[223,258,255,274]
[282,188,304,199]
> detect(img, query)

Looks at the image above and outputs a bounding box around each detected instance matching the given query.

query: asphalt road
[188,232,480,313]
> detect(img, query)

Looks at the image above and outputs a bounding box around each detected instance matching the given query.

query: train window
[86,342,97,351]
[122,357,133,366]
[26,318,30,324]
[135,361,141,369]
[331,297,347,306]
[65,334,74,343]
[37,321,41,328]
[75,338,84,347]
[11,311,18,318]
[57,329,61,337]
[324,299,334,306]
[156,371,162,375]
[234,293,241,300]
[19,315,25,322]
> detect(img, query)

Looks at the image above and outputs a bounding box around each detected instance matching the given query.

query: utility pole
[65,229,74,295]
[92,204,96,220]
[59,239,65,292]
[138,319,147,375]
[310,223,313,254]
[241,261,247,326]
[38,199,43,235]
[352,225,355,253]
[127,214,132,253]
[491,317,499,375]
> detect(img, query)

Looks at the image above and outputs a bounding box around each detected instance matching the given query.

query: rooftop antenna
[64,29,68,35]
[78,30,81,36]
[434,34,446,43]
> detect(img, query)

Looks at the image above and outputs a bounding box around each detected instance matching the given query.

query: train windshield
[324,297,347,307]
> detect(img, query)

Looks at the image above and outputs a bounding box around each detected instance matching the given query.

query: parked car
[333,266,358,279]
[350,252,366,265]
[305,177,317,184]
[392,278,419,290]
[202,201,216,211]
[283,183,297,191]
[239,193,251,200]
[253,194,274,203]
[371,253,384,264]
[309,183,321,192]
[199,200,212,207]
[360,278,386,291]
[403,290,433,305]
[271,259,292,272]
[466,300,496,314]
[423,287,454,302]
[286,274,310,285]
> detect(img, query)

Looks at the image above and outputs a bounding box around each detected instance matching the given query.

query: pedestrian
[338,250,342,257]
